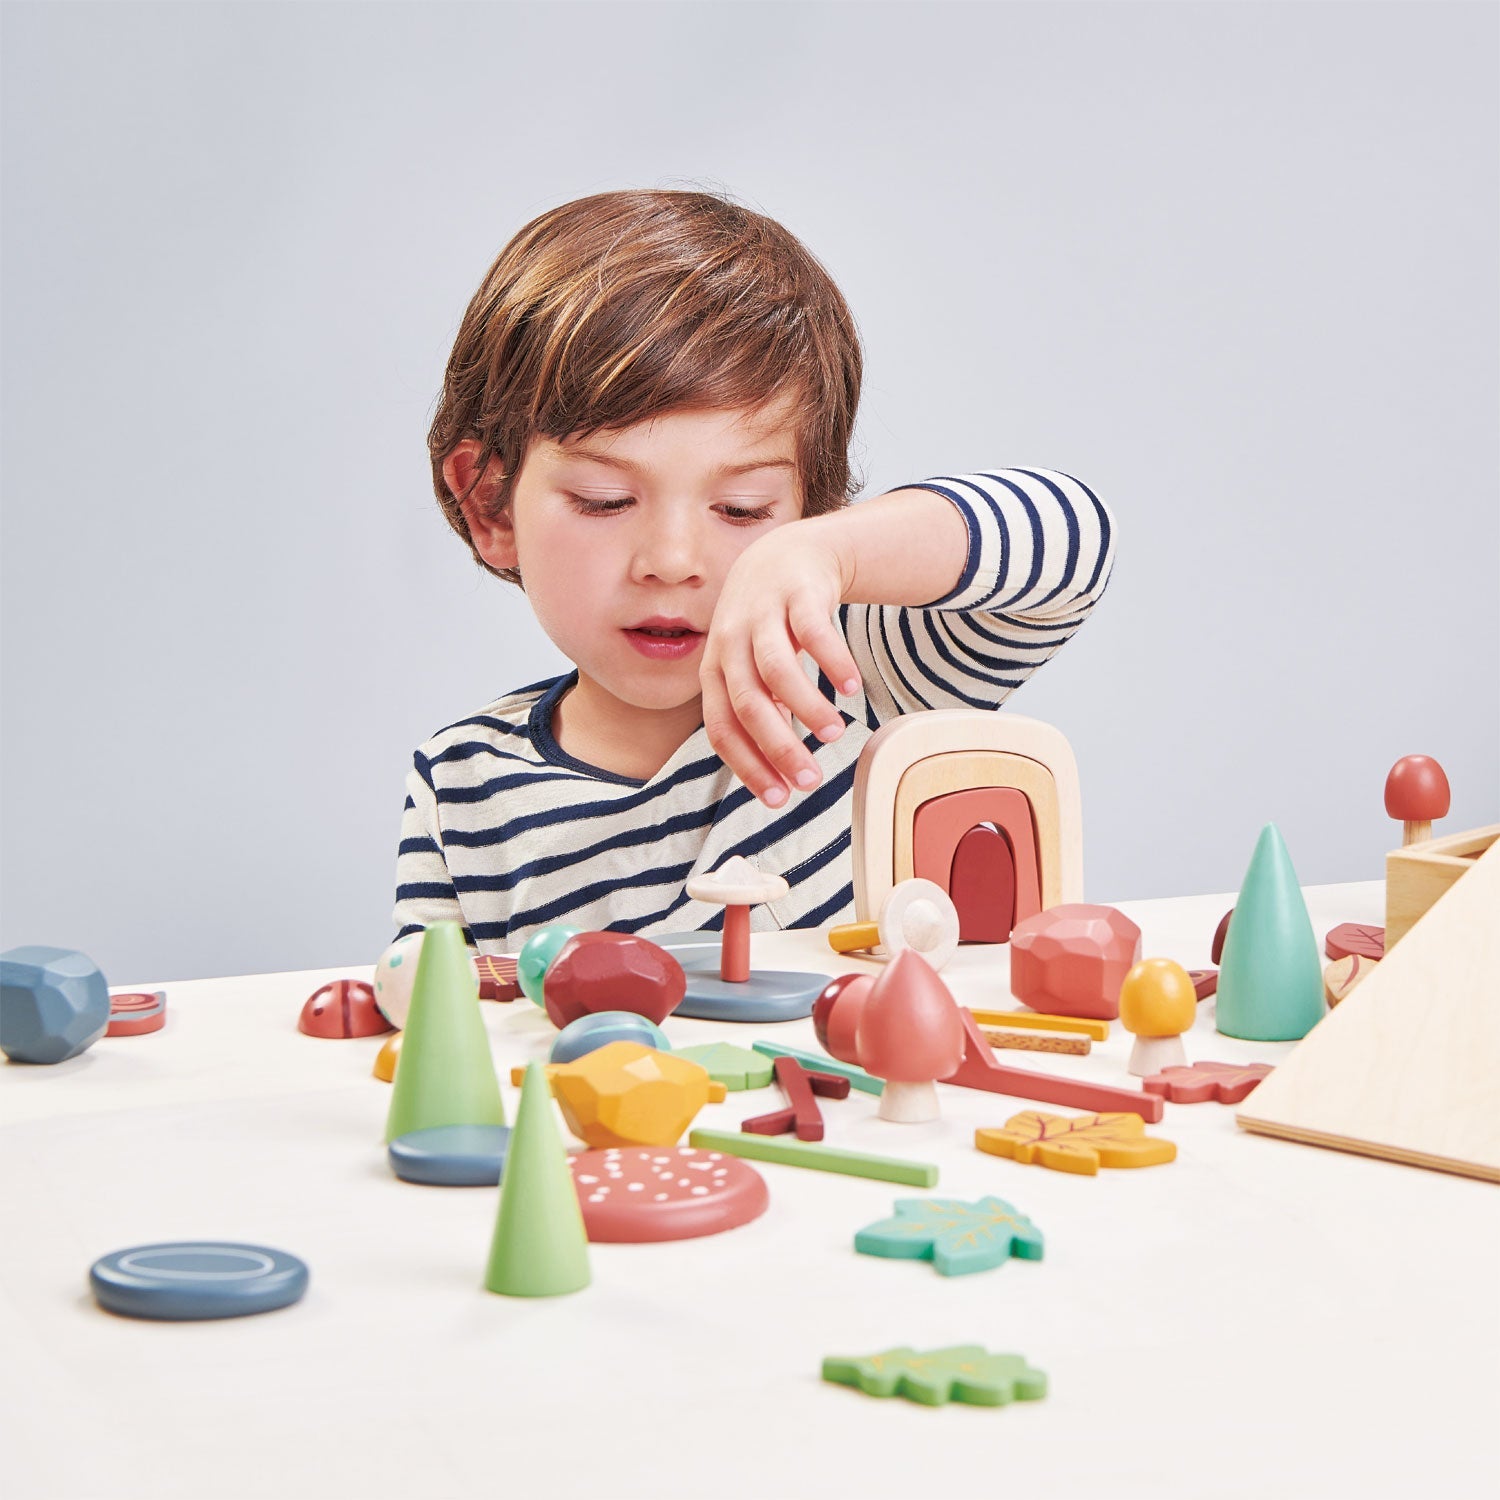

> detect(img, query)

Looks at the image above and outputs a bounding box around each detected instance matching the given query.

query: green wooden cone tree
[1215,824,1326,1041]
[385,922,505,1143]
[484,1062,591,1298]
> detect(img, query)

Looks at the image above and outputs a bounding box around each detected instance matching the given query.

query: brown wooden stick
[979,1027,1090,1056]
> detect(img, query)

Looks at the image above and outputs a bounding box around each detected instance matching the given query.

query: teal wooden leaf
[853,1196,1043,1276]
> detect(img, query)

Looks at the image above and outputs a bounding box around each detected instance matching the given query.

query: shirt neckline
[528,671,689,788]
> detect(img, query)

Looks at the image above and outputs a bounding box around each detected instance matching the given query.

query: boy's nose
[631,523,705,586]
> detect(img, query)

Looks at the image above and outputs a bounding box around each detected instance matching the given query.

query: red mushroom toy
[1384,755,1450,846]
[855,949,966,1123]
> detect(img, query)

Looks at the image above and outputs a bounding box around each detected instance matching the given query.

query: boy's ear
[444,440,517,571]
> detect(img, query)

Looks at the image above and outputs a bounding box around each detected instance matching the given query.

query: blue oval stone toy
[549,1010,670,1065]
[388,1123,513,1186]
[89,1242,309,1321]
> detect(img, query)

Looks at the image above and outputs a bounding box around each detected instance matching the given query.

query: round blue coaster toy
[388,1122,514,1186]
[89,1242,309,1321]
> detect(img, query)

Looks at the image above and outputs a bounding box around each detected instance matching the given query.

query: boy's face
[466,402,803,716]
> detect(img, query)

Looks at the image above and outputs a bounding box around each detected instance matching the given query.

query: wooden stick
[688,1129,938,1187]
[980,1027,1090,1056]
[968,1008,1110,1041]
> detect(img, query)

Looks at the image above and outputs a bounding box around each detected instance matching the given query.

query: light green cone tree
[385,922,505,1143]
[484,1062,591,1298]
[1215,824,1326,1041]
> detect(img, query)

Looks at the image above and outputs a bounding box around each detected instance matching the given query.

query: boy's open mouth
[624,617,704,659]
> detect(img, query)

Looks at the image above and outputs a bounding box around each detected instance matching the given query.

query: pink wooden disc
[106,991,167,1037]
[570,1146,769,1242]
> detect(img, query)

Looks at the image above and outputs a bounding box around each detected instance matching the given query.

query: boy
[395,189,1114,952]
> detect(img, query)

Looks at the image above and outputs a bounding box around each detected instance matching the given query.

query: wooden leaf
[822,1345,1047,1407]
[854,1196,1044,1276]
[1142,1059,1273,1104]
[975,1111,1176,1175]
[1324,922,1385,961]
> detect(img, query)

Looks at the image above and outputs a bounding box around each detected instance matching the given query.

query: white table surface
[3,882,1497,1500]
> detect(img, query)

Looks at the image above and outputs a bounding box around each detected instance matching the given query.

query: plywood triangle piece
[1236,838,1500,1182]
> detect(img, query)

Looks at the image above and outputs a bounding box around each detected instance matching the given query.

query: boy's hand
[700,525,861,807]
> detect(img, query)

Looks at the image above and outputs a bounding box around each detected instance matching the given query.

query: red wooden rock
[570,1145,769,1241]
[298,979,393,1039]
[542,932,686,1029]
[812,973,874,1065]
[1008,904,1142,1021]
[1324,922,1385,962]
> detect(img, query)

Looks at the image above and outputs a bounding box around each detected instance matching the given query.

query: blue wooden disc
[388,1123,513,1186]
[89,1242,309,1321]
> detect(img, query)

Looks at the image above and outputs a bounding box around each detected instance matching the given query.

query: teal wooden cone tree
[1215,824,1326,1041]
[484,1062,591,1298]
[385,922,506,1143]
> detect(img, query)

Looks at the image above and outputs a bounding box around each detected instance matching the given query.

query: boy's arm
[392,758,473,943]
[701,469,1114,807]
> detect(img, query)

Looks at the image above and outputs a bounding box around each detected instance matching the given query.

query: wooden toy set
[4,719,1493,1404]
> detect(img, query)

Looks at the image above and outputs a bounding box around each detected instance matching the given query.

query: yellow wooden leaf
[975,1111,1176,1175]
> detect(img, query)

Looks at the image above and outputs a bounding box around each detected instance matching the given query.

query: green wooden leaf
[673,1042,774,1091]
[822,1345,1048,1407]
[853,1196,1043,1276]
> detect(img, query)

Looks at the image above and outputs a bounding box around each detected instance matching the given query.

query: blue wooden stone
[1,946,111,1064]
[549,1011,669,1064]
[388,1123,513,1186]
[89,1242,309,1320]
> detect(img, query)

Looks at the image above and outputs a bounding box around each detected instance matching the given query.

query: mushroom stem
[876,1078,939,1123]
[721,904,750,983]
[1403,819,1431,847]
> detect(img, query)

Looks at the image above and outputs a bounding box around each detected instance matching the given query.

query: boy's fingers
[785,600,862,706]
[715,644,822,800]
[753,627,844,750]
[700,661,796,807]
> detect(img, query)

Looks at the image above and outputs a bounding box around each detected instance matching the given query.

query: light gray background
[3,1,1496,984]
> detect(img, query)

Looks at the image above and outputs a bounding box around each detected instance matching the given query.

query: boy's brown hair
[429,189,864,585]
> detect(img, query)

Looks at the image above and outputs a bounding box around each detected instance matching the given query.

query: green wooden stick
[688,1129,938,1187]
[751,1041,884,1096]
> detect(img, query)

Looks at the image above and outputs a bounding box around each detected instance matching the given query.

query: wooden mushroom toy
[855,949,966,1123]
[876,878,961,972]
[1119,958,1196,1078]
[1384,755,1450,847]
[685,855,788,983]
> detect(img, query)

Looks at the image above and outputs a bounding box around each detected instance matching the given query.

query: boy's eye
[567,493,633,516]
[718,503,777,525]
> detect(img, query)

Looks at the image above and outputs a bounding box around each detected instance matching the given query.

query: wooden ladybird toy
[298,979,393,1039]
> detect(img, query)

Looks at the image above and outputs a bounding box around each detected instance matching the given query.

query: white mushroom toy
[876,878,961,972]
[685,856,789,983]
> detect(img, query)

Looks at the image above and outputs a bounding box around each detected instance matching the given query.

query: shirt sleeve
[836,467,1115,727]
[391,752,472,944]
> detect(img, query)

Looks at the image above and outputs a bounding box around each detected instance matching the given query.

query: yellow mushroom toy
[1119,958,1197,1078]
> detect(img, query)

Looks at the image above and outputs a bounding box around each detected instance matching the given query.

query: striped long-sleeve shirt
[394,469,1114,952]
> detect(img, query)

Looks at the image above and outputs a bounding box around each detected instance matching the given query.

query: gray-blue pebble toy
[0,945,111,1064]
